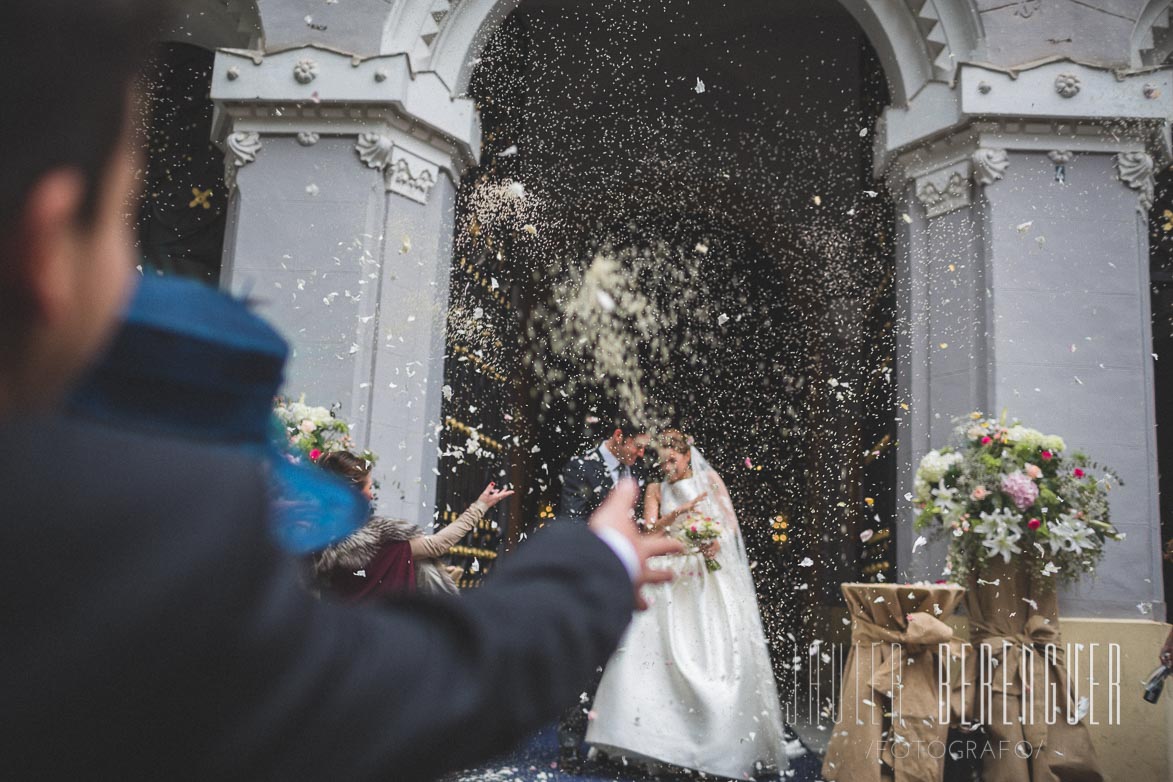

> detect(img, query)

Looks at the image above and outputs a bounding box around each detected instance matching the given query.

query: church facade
[145,0,1173,772]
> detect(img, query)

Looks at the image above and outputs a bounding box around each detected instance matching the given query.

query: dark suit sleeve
[557,456,595,520]
[204,512,635,782]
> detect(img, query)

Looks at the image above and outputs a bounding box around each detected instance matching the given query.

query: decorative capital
[1117,151,1155,212]
[387,150,439,204]
[1047,150,1075,165]
[972,148,1009,186]
[915,162,971,218]
[293,58,319,85]
[224,131,261,190]
[356,132,394,170]
[354,133,440,204]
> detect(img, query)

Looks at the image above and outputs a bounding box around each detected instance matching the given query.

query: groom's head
[606,422,649,466]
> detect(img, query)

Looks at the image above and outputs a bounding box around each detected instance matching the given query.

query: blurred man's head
[605,423,649,467]
[0,1,170,417]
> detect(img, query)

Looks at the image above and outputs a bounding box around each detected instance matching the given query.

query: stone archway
[434,0,910,618]
[414,0,983,107]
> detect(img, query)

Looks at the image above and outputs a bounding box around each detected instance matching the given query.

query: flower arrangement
[914,413,1123,587]
[273,395,377,465]
[678,511,724,572]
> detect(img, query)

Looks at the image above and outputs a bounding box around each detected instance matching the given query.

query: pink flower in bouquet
[1073,468,1085,478]
[1024,463,1043,480]
[1041,450,1053,461]
[309,448,322,461]
[970,485,989,501]
[1001,471,1040,510]
[980,436,993,445]
[1028,518,1041,530]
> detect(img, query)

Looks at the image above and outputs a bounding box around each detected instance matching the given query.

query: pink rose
[309,448,322,461]
[1024,463,1042,480]
[1041,450,1053,461]
[1073,468,1085,478]
[1028,518,1041,530]
[980,436,993,445]
[971,485,989,501]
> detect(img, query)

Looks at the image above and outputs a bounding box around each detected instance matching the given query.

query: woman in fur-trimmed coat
[313,451,514,599]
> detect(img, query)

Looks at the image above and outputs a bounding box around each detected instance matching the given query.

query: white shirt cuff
[594,527,641,583]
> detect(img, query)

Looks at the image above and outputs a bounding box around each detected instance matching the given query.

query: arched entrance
[434,0,916,649]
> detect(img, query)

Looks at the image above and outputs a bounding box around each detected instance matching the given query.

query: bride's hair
[655,429,690,456]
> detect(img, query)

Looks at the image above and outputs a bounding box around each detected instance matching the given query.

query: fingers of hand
[641,567,675,585]
[643,537,685,558]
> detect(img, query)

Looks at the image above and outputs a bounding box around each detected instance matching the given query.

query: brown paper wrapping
[823,583,966,782]
[964,559,1104,782]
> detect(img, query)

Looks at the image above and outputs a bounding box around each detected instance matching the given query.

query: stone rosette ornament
[293,58,319,84]
[1054,72,1081,98]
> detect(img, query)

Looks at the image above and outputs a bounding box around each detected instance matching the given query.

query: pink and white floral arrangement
[273,395,377,466]
[913,413,1123,587]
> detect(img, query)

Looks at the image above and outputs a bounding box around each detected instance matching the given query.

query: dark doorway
[1151,170,1173,611]
[136,43,227,284]
[439,0,898,646]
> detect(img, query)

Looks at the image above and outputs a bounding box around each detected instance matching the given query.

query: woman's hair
[317,450,372,486]
[655,429,691,456]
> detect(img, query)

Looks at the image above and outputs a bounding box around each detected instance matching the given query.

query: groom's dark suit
[556,446,646,524]
[554,445,646,759]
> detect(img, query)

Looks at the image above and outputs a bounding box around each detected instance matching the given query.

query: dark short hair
[610,421,646,438]
[0,1,172,233]
[317,451,373,486]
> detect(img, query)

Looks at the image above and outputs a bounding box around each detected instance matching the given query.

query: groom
[555,422,650,524]
[555,421,649,767]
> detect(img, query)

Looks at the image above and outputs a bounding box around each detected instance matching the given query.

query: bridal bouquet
[913,414,1123,586]
[273,395,378,465]
[680,511,724,572]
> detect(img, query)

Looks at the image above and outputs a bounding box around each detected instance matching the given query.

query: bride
[585,429,796,779]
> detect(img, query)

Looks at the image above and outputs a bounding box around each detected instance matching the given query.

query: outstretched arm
[202,502,638,781]
[410,482,515,560]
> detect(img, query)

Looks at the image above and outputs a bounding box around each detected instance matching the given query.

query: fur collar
[313,516,421,576]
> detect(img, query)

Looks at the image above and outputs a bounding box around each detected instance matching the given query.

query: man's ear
[13,169,87,325]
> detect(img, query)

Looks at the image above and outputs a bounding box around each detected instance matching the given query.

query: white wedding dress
[585,452,792,780]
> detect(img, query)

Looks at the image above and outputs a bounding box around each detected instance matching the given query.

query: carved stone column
[211,46,477,525]
[882,61,1170,618]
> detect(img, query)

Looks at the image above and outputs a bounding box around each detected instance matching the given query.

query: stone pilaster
[884,62,1169,617]
[211,46,477,525]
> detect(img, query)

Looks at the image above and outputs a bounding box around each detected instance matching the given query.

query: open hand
[477,482,515,509]
[590,479,684,610]
[699,539,721,560]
